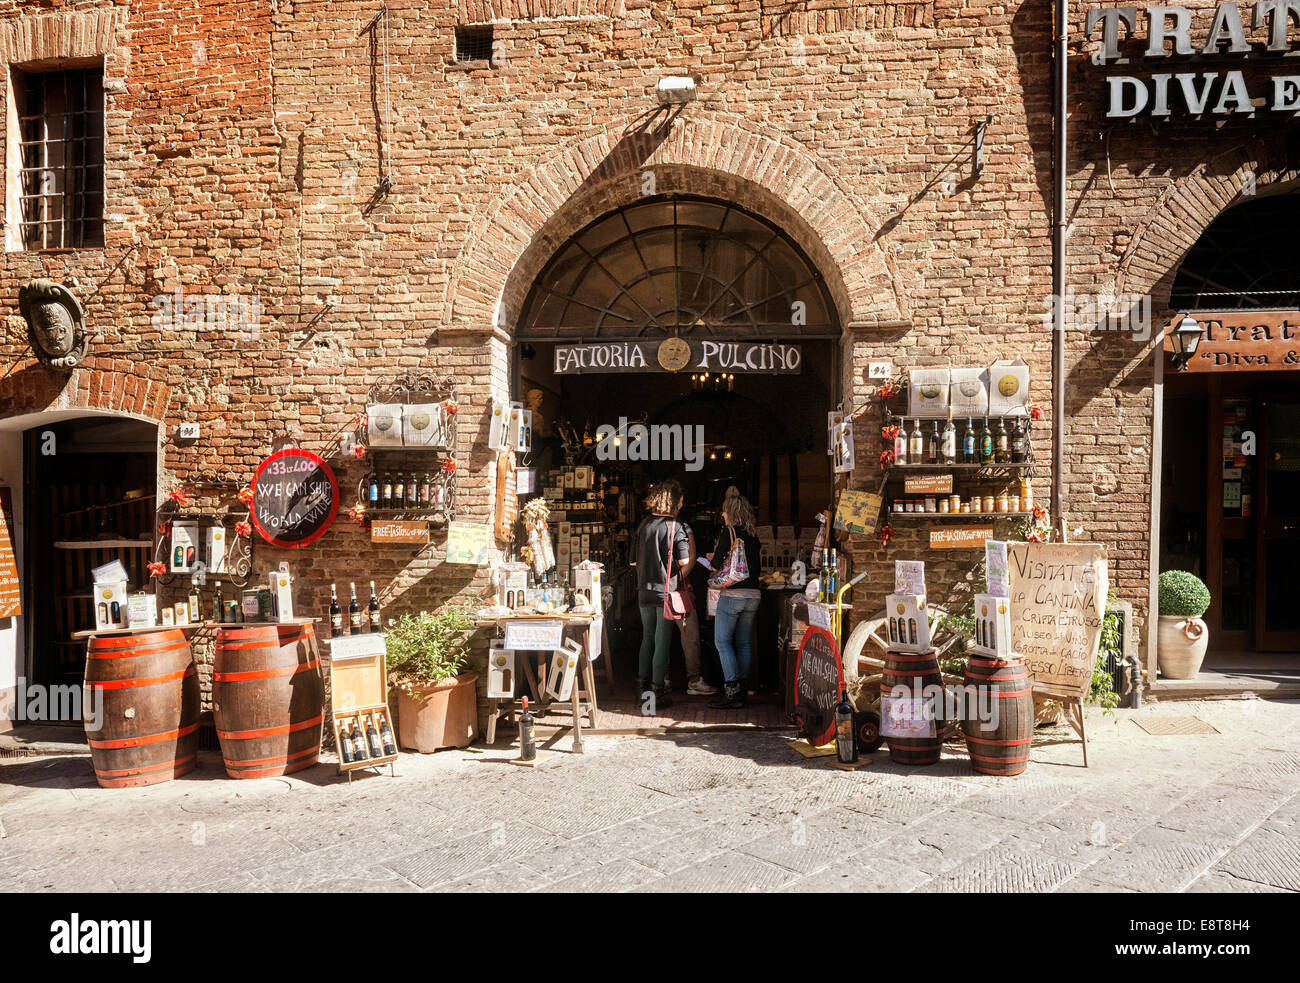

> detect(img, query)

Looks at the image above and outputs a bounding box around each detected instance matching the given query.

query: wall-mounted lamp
[1169,314,1203,371]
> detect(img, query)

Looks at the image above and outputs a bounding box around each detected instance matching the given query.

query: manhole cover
[1132,716,1220,736]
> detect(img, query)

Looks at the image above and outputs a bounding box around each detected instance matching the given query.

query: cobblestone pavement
[2,699,1298,893]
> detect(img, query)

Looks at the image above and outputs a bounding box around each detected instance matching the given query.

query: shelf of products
[888,511,1034,520]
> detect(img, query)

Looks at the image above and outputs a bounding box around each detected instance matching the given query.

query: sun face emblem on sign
[921,384,941,399]
[998,374,1021,397]
[409,411,431,432]
[959,380,981,398]
[998,603,1007,615]
[980,603,988,617]
[372,412,395,433]
[896,603,905,614]
[657,337,691,372]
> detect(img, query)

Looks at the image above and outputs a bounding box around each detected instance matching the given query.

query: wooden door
[1256,398,1300,651]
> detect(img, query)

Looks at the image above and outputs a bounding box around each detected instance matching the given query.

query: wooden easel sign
[1007,541,1109,767]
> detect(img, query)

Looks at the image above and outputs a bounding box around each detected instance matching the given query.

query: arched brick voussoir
[443,112,909,334]
[0,357,172,426]
[1116,144,1300,309]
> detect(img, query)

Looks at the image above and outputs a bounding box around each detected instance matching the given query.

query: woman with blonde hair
[633,478,693,708]
[708,492,763,709]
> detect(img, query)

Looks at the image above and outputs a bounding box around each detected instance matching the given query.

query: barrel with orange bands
[962,656,1034,776]
[84,629,200,788]
[881,648,944,766]
[213,623,324,779]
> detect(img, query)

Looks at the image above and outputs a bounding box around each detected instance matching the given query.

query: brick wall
[1,0,1267,715]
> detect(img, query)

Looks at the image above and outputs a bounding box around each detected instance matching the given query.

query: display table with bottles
[477,612,600,753]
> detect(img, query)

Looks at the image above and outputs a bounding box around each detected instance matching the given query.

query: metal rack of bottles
[882,386,1038,519]
[357,376,459,526]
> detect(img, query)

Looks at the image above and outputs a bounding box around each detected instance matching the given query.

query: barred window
[455,26,494,63]
[10,66,105,251]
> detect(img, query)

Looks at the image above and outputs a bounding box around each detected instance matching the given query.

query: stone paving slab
[1,699,1297,892]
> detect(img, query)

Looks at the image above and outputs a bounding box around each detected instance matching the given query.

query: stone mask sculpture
[20,279,89,371]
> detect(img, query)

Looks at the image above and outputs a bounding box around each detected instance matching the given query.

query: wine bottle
[1012,417,1027,463]
[963,416,975,463]
[996,419,1010,464]
[368,581,381,632]
[941,411,957,466]
[405,471,418,509]
[892,423,907,465]
[189,589,200,624]
[908,419,923,465]
[348,582,362,633]
[835,688,858,764]
[828,548,839,601]
[367,471,379,506]
[378,712,397,756]
[381,472,393,509]
[212,580,224,624]
[338,722,355,764]
[979,418,994,464]
[329,585,343,638]
[350,721,368,761]
[926,422,939,464]
[419,471,432,507]
[393,473,405,509]
[365,714,383,758]
[519,697,536,761]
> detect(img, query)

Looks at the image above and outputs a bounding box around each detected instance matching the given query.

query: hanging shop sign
[251,449,340,549]
[833,489,883,535]
[445,521,491,566]
[0,489,20,618]
[1163,312,1300,371]
[929,526,994,549]
[1008,542,1109,701]
[794,626,843,747]
[552,340,802,375]
[1089,4,1300,119]
[904,474,953,495]
[371,520,429,545]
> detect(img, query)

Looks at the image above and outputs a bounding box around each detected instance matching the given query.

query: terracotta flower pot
[1157,615,1209,680]
[395,673,480,752]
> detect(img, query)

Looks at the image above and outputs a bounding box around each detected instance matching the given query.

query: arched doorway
[514,195,841,699]
[1162,190,1300,655]
[11,414,159,706]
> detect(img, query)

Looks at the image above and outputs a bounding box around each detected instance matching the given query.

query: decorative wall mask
[20,280,89,371]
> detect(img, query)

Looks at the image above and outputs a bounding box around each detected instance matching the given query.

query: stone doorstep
[0,724,91,758]
[1149,673,1300,701]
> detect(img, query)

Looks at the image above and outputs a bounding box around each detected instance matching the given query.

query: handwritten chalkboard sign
[251,449,340,549]
[794,626,843,747]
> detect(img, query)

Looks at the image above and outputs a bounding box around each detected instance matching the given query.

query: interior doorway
[512,195,842,714]
[23,416,157,698]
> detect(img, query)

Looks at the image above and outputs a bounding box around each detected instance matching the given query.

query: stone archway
[441,111,909,335]
[1116,144,1300,309]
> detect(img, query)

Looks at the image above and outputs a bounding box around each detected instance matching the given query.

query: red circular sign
[250,448,340,549]
[794,626,844,748]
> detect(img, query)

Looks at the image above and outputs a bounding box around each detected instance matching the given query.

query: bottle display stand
[324,633,400,780]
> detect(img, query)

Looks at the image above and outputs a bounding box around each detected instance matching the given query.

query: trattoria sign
[552,339,802,375]
[1089,3,1300,118]
[1163,311,1300,371]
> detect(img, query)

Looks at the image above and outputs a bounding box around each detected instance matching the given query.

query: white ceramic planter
[1156,615,1209,680]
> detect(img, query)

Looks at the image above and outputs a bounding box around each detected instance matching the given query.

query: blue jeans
[714,593,760,684]
[639,603,674,687]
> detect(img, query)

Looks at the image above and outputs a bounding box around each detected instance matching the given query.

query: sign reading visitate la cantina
[1164,312,1300,371]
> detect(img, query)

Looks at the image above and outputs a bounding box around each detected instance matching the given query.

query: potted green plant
[1156,571,1211,680]
[385,606,481,752]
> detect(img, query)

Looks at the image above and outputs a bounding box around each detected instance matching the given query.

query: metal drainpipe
[1051,0,1069,542]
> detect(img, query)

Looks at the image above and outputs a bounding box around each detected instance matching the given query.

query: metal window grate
[14,67,105,251]
[455,25,494,63]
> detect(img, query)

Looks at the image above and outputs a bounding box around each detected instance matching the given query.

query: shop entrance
[22,416,157,699]
[1163,189,1300,660]
[513,195,841,712]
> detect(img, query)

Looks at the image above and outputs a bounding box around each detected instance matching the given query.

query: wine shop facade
[1,0,1293,735]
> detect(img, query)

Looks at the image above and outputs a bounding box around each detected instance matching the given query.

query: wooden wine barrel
[213,623,324,779]
[881,648,944,766]
[83,629,199,788]
[962,656,1034,776]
